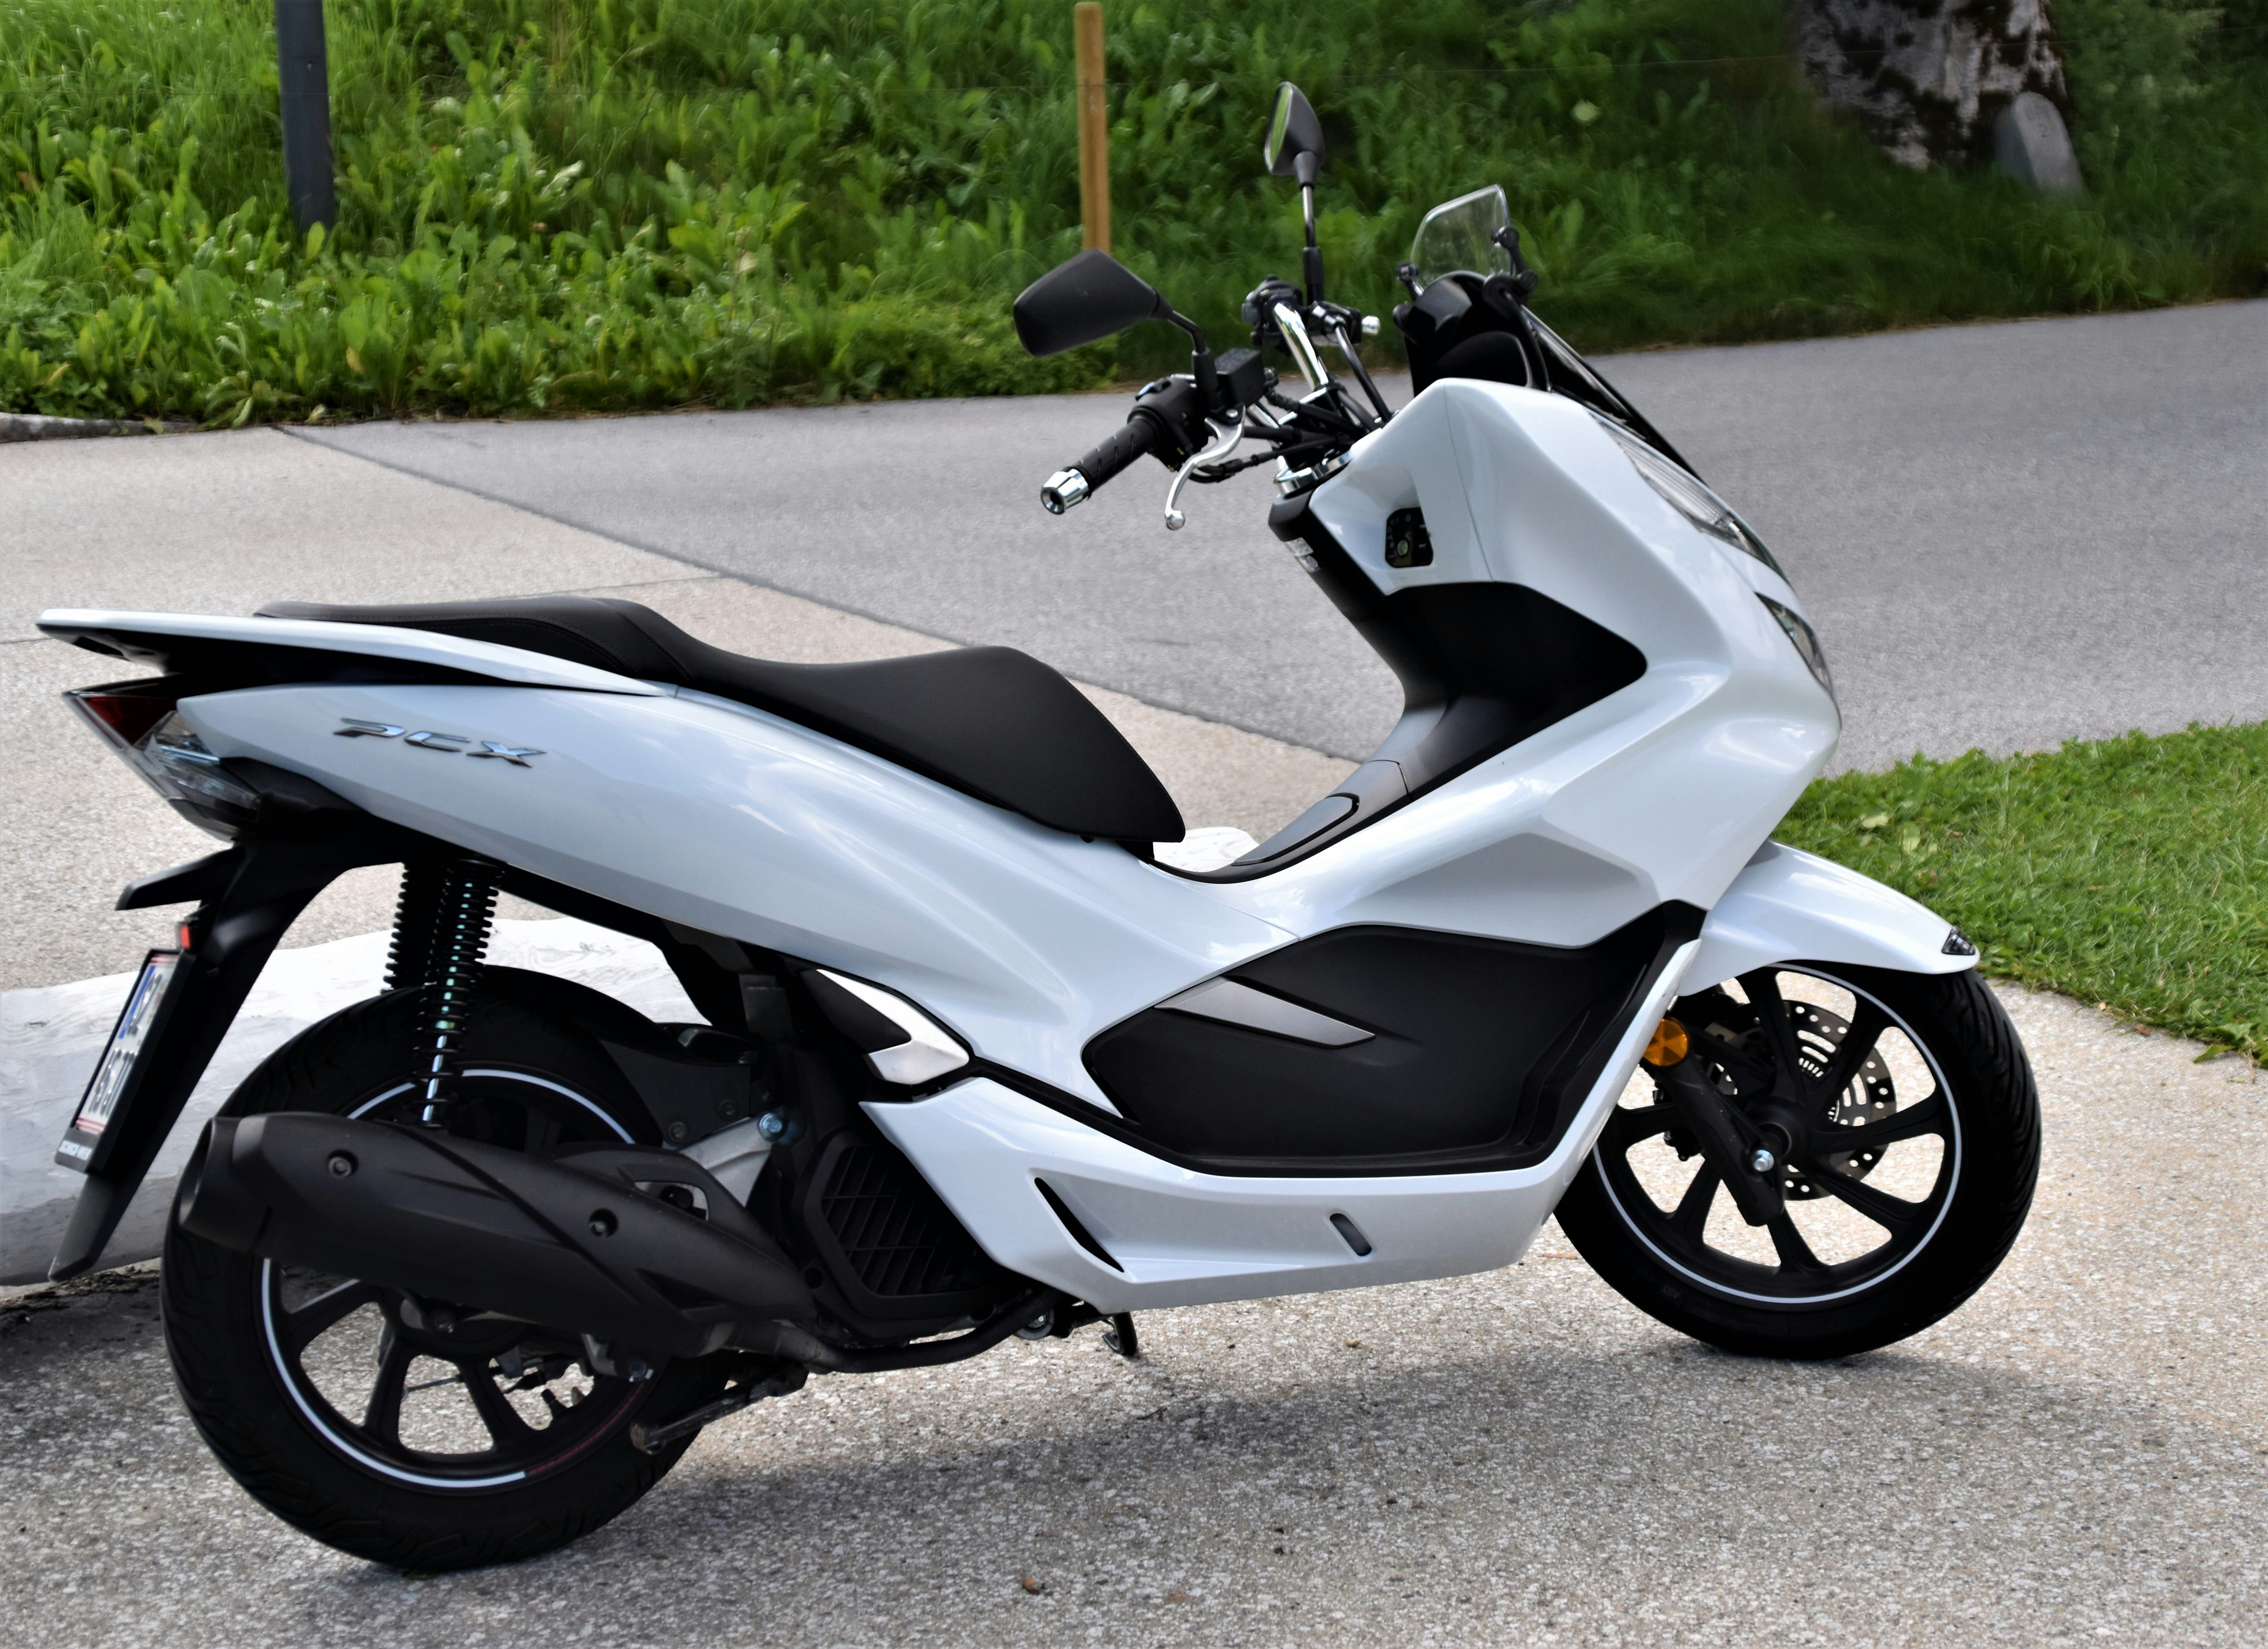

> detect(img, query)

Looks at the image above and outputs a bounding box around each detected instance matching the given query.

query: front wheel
[1555,962,2040,1360]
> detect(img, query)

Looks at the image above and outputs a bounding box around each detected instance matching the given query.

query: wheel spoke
[363,1335,414,1445]
[1810,1092,1950,1157]
[277,1279,381,1359]
[1811,1163,1926,1234]
[1767,1214,1832,1275]
[1809,1000,1892,1107]
[461,1362,538,1448]
[1669,1164,1720,1239]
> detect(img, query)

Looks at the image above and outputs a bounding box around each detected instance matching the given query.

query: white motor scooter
[40,84,2036,1568]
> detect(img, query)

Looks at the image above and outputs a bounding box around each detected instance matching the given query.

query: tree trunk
[1790,0,2069,169]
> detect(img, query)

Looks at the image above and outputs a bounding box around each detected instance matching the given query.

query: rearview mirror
[1263,83,1325,181]
[1012,250,1168,357]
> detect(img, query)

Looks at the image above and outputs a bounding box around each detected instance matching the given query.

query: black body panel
[798,1131,1012,1323]
[1393,273,1695,473]
[1081,905,1701,1176]
[1174,498,1642,876]
[257,597,1183,844]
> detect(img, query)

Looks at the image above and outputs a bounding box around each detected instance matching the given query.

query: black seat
[258,597,1184,844]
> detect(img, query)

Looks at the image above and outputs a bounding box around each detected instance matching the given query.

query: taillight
[70,682,181,749]
[66,678,261,835]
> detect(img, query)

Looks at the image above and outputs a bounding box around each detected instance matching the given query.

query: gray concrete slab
[302,300,2268,773]
[5,985,2264,1644]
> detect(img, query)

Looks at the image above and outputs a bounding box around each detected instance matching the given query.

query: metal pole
[1074,2,1109,254]
[274,0,336,233]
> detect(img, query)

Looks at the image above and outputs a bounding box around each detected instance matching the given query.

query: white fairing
[1692,841,1977,984]
[99,380,1941,1310]
[868,942,1697,1313]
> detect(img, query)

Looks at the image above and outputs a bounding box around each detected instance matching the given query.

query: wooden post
[1074,2,1110,254]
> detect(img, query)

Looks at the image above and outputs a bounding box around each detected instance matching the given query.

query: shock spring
[407,859,500,1125]
[383,860,445,994]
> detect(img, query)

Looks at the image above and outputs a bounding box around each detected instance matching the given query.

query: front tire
[1555,963,2040,1360]
[162,979,728,1569]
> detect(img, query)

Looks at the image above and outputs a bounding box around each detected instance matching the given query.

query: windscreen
[1410,185,1512,286]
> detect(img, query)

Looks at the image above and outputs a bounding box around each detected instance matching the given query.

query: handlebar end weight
[1041,469,1092,515]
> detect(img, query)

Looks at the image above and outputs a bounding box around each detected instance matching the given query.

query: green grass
[1776,724,2268,1064]
[2,0,2267,422]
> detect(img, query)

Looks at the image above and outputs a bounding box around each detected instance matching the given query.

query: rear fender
[49,823,406,1279]
[1685,841,1976,988]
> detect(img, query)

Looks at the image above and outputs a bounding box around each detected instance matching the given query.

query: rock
[0,412,188,442]
[1994,89,2084,194]
[1790,0,2077,175]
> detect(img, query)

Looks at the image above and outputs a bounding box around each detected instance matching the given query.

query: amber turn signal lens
[1642,1016,1689,1068]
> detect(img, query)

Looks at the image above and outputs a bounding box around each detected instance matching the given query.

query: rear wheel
[162,982,727,1569]
[1554,963,2040,1359]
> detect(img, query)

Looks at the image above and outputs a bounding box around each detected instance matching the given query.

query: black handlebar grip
[1041,414,1158,514]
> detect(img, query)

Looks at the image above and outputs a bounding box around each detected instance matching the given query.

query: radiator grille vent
[817,1137,1000,1299]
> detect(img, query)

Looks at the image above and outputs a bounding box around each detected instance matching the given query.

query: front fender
[1685,841,1974,987]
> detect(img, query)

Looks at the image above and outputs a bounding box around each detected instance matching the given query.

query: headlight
[1760,595,1836,702]
[1596,414,1784,578]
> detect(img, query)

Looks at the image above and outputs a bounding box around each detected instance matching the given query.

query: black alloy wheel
[1554,962,2040,1359]
[254,1070,652,1494]
[164,983,728,1569]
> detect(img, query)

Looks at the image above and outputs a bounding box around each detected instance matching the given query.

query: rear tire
[1555,963,2040,1360]
[162,980,728,1569]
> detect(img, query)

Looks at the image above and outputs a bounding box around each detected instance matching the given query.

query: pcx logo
[336,719,544,766]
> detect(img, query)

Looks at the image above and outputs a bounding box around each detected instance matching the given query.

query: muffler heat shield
[179,1111,814,1359]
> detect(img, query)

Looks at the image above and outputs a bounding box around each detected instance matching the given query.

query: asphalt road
[303,299,2268,773]
[9,984,2267,1645]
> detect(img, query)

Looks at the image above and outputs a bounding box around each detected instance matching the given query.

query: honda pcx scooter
[39,83,2037,1568]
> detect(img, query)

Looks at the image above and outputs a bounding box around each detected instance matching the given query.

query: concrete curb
[0,412,194,443]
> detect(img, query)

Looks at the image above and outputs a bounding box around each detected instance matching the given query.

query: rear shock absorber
[384,860,446,994]
[407,859,500,1126]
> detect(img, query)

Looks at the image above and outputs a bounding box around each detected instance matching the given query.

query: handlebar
[1041,416,1160,514]
[1037,364,1276,521]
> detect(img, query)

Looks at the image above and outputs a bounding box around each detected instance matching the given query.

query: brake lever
[1163,417,1245,531]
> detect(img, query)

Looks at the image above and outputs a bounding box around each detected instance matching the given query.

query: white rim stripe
[264,1068,636,1489]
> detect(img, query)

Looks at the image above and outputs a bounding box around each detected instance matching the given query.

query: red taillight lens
[68,682,182,749]
[64,678,259,837]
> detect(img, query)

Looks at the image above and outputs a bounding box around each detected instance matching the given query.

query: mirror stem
[1163,306,1220,409]
[1299,181,1323,304]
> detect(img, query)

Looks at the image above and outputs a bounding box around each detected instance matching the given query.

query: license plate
[56,948,188,1174]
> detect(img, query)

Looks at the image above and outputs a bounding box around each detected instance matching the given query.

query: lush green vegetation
[1777,724,2268,1063]
[2,0,2265,421]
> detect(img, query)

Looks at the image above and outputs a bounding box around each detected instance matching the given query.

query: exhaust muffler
[178,1111,814,1360]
